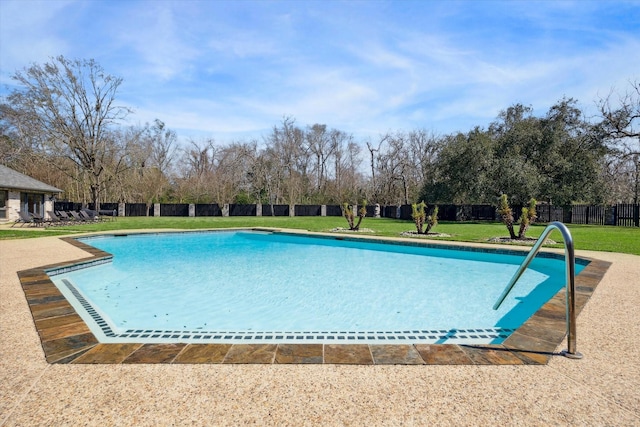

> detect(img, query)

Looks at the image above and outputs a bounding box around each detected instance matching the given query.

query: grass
[2,216,639,255]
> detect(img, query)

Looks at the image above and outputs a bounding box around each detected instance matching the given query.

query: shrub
[342,200,367,231]
[411,201,427,234]
[426,205,439,233]
[412,201,439,234]
[518,198,537,238]
[497,194,538,239]
[497,194,517,239]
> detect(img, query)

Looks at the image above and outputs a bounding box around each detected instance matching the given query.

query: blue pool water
[49,230,583,344]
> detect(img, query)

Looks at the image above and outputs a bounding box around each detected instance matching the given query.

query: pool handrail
[493,221,582,359]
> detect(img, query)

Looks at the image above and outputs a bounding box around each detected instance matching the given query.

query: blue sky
[1,0,639,144]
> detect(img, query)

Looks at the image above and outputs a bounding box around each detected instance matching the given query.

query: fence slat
[616,204,640,227]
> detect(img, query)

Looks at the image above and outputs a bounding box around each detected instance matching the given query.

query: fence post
[118,203,126,217]
[321,205,326,217]
[222,204,229,217]
[153,203,160,217]
[606,205,616,226]
[256,203,262,217]
[563,206,572,224]
[188,204,195,217]
[586,206,589,225]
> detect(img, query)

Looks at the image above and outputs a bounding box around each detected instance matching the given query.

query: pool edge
[18,230,611,365]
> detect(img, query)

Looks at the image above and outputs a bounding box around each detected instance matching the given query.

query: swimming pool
[48,230,585,346]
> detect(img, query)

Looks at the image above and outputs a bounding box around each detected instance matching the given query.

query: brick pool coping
[18,231,611,365]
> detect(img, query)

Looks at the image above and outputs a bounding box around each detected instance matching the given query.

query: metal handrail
[493,221,582,359]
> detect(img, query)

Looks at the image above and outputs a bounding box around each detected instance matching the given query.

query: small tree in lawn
[427,205,439,233]
[412,201,427,234]
[342,200,367,231]
[412,201,439,234]
[517,198,537,238]
[497,194,517,239]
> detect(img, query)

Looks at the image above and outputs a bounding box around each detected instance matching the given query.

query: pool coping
[17,229,611,365]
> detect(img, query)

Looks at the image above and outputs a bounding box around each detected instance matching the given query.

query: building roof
[0,164,62,193]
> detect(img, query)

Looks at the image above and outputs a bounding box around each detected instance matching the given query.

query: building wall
[6,190,20,222]
[44,199,55,219]
[0,190,56,223]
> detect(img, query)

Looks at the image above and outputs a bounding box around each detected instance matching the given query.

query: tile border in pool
[56,275,521,344]
[18,229,611,365]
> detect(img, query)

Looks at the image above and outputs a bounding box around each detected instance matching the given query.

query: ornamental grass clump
[342,200,367,231]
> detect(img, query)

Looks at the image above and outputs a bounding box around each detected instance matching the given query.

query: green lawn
[2,216,639,255]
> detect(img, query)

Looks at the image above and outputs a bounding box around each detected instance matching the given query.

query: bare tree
[142,119,177,207]
[326,129,361,203]
[306,123,341,198]
[176,139,217,203]
[253,146,283,211]
[407,129,442,191]
[0,116,30,167]
[382,132,413,204]
[108,120,177,212]
[2,56,131,211]
[366,139,382,202]
[374,132,425,205]
[146,119,177,173]
[598,80,640,203]
[266,117,309,205]
[598,80,640,142]
[214,141,258,203]
[102,125,146,204]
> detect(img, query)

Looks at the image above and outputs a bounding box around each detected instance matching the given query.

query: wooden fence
[53,202,640,227]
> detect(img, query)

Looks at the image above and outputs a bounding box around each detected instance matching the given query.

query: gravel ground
[1,234,638,426]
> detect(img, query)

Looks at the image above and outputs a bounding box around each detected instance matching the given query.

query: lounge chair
[57,211,75,222]
[80,209,100,222]
[11,211,36,227]
[31,212,47,225]
[68,211,88,222]
[47,211,68,226]
[11,211,44,227]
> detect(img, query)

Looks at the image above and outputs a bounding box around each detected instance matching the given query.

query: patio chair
[47,211,68,226]
[79,210,97,222]
[57,211,75,222]
[68,211,88,222]
[80,209,102,222]
[31,212,48,226]
[12,211,36,227]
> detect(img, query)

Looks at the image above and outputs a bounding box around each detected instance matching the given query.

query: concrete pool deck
[1,233,639,425]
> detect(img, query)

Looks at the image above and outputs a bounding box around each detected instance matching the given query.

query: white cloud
[207,32,280,59]
[2,0,638,142]
[0,0,76,80]
[110,3,200,81]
